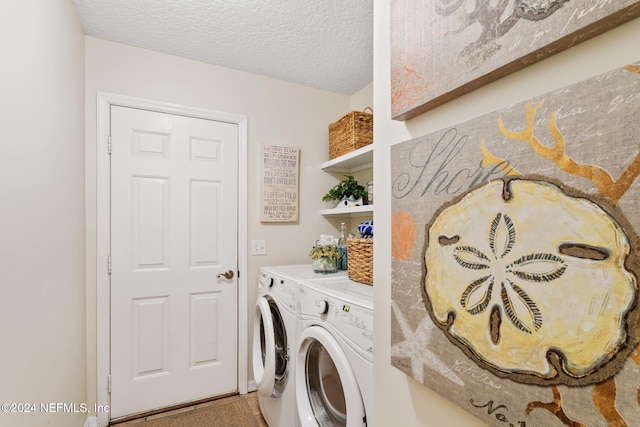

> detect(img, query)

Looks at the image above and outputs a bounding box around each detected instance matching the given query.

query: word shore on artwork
[390,62,640,426]
[390,0,640,120]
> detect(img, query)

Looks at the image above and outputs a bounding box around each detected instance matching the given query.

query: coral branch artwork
[496,101,640,202]
[525,386,585,427]
[390,62,640,426]
[390,0,640,120]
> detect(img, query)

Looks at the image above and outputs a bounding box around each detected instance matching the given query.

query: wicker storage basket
[347,238,373,285]
[328,108,373,160]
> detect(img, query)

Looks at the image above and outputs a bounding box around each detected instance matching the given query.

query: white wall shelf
[321,145,373,173]
[321,204,374,217]
[321,142,373,218]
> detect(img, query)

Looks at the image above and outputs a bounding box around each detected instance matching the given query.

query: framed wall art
[390,1,640,120]
[260,144,300,223]
[390,62,640,426]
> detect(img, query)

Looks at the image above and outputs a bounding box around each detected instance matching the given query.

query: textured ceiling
[72,0,373,95]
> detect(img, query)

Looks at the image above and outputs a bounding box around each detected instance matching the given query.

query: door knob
[217,270,235,280]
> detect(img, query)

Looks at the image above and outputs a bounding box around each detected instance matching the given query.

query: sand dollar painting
[424,178,638,386]
[391,63,640,426]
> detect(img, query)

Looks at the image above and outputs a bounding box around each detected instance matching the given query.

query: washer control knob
[316,300,329,314]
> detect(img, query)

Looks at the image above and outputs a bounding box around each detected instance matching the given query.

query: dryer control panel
[260,271,298,311]
[273,277,298,311]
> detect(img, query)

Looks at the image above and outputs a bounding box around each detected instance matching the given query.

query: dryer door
[253,295,290,398]
[296,325,366,427]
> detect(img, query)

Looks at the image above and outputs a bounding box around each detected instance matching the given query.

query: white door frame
[95,92,248,427]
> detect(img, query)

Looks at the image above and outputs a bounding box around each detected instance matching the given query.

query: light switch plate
[251,240,267,255]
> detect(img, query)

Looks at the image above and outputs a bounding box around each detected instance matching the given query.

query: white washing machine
[254,265,346,427]
[296,276,373,427]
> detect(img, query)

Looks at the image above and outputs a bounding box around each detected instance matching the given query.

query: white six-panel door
[109,105,239,418]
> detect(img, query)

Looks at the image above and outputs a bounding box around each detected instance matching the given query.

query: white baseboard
[247,380,257,393]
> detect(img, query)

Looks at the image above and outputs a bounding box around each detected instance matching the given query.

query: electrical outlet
[251,240,267,255]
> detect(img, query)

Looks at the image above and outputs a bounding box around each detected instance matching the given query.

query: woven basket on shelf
[347,238,373,285]
[328,107,373,160]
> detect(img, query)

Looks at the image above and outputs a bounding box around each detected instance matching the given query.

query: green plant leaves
[322,175,368,202]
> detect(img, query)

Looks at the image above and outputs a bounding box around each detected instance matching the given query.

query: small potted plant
[309,244,339,274]
[322,175,368,208]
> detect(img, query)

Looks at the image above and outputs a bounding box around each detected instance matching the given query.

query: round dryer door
[253,296,290,398]
[296,325,366,427]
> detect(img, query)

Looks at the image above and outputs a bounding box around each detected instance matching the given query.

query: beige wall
[0,1,86,427]
[83,36,366,408]
[372,1,640,425]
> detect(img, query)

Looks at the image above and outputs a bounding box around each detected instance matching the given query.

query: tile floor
[111,392,268,427]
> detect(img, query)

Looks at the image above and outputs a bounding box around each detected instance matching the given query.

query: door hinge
[108,255,112,275]
[107,374,111,394]
[108,135,112,155]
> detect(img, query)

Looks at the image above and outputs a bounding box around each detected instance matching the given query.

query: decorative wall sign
[260,145,300,222]
[390,62,640,426]
[390,0,640,120]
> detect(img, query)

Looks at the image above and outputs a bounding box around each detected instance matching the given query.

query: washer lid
[302,277,373,310]
[261,264,348,282]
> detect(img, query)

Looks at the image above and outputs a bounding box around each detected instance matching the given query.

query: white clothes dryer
[253,266,301,427]
[295,276,373,427]
[254,265,343,426]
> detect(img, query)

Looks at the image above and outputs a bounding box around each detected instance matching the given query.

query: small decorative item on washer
[309,244,339,274]
[357,220,373,238]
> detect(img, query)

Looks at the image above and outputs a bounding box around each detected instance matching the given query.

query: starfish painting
[391,301,464,386]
